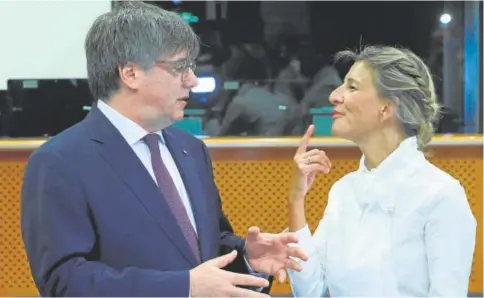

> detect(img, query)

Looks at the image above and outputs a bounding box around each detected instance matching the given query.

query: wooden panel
[0,155,34,296]
[0,143,482,296]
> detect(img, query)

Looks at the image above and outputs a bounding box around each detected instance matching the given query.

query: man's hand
[245,226,308,282]
[190,250,270,297]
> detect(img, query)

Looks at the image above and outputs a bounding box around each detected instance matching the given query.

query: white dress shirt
[287,137,477,297]
[97,100,198,233]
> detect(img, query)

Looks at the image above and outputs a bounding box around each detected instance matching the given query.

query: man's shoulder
[33,121,90,161]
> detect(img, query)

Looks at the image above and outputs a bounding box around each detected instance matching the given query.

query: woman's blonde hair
[335,45,441,150]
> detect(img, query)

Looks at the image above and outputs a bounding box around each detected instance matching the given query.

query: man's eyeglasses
[154,58,196,80]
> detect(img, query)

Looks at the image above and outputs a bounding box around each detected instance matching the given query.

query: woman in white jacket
[284,45,476,297]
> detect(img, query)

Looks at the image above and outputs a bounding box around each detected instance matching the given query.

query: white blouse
[287,137,477,297]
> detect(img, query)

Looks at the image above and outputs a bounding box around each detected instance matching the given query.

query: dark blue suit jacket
[21,106,265,296]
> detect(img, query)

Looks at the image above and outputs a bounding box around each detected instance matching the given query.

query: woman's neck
[358,130,408,170]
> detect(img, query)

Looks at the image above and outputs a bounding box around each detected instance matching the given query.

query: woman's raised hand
[290,125,332,200]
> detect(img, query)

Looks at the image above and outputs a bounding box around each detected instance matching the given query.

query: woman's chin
[331,124,343,138]
[331,124,352,140]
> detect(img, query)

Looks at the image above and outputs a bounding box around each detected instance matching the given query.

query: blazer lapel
[163,129,212,262]
[84,107,198,266]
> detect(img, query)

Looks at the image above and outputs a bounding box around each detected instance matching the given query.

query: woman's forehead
[346,61,373,85]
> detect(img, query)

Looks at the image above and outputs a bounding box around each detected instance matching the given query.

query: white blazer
[287,137,477,297]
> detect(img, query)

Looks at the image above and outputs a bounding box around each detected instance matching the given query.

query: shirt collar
[96,100,164,145]
[355,136,424,212]
[358,136,421,176]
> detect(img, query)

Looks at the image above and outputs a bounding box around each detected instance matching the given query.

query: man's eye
[173,63,188,73]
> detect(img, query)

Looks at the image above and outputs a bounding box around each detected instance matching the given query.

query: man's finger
[285,259,303,272]
[277,232,299,244]
[247,226,260,242]
[225,271,270,288]
[277,269,287,283]
[286,246,308,261]
[208,250,237,268]
[295,125,315,155]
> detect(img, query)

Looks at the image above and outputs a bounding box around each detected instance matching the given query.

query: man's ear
[119,62,144,91]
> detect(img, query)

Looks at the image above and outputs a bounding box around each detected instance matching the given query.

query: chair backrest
[310,106,333,136]
[172,109,205,136]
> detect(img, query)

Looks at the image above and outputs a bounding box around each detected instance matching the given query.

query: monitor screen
[6,79,94,137]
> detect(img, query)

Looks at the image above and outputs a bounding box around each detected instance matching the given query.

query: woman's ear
[381,97,399,120]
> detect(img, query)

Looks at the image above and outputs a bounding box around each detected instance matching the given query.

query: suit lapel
[163,129,212,262]
[85,107,198,266]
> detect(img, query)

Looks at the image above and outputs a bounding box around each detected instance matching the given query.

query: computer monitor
[6,78,94,137]
[0,90,8,136]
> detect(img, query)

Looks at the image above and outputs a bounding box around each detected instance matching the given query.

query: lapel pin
[183,150,188,155]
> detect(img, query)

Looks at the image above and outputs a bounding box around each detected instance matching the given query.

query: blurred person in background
[196,21,231,68]
[203,41,265,135]
[272,35,308,102]
[21,2,308,297]
[283,45,476,297]
[300,50,343,109]
[218,43,301,136]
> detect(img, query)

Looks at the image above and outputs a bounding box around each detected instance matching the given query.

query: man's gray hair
[85,1,200,101]
[335,45,441,150]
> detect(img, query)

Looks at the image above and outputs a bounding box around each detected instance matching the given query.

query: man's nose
[184,69,198,89]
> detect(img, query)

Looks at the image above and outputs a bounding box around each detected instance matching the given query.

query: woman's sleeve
[287,211,331,298]
[286,182,342,298]
[425,181,477,297]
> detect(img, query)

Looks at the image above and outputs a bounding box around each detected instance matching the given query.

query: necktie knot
[143,133,160,152]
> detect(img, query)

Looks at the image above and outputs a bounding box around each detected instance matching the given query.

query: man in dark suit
[20,2,306,297]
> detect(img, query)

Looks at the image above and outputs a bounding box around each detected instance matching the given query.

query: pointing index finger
[296,125,315,155]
